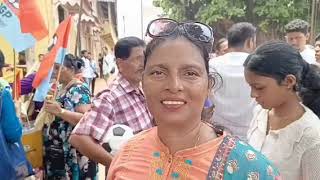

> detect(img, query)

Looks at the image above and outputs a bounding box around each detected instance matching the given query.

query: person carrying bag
[0,85,33,179]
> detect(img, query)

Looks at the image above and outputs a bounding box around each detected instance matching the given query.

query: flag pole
[13,49,17,101]
[53,64,62,99]
[75,0,83,56]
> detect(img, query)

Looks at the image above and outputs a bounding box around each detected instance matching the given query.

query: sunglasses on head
[146,18,214,44]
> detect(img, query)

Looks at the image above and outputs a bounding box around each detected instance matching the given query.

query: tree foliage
[153,0,311,36]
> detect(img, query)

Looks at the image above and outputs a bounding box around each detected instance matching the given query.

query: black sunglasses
[146,18,214,44]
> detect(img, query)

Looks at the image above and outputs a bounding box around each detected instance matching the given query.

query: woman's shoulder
[294,107,320,150]
[110,128,157,163]
[67,82,90,96]
[211,135,281,179]
[123,127,157,147]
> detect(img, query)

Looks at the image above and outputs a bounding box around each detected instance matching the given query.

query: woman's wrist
[58,108,66,116]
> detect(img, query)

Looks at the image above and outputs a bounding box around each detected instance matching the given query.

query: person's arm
[20,73,36,95]
[69,134,113,168]
[69,94,115,168]
[301,143,320,180]
[44,84,92,126]
[43,101,91,126]
[1,89,22,143]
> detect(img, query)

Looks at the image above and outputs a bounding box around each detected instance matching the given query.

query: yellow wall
[0,36,16,64]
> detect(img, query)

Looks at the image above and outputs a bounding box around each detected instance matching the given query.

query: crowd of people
[0,17,320,180]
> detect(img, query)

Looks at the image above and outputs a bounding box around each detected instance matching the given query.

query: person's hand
[43,100,62,116]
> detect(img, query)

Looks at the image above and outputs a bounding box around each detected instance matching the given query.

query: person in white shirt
[81,50,96,93]
[245,41,320,180]
[87,52,98,94]
[102,49,117,84]
[209,22,257,140]
[315,33,320,64]
[285,19,316,64]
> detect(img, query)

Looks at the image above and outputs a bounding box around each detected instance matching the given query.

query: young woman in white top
[244,41,320,180]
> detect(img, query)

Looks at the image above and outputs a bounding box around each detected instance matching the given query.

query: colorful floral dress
[43,83,97,180]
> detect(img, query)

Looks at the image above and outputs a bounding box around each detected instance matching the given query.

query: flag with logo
[0,0,48,52]
[33,16,73,101]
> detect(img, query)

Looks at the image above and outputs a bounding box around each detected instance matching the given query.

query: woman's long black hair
[244,41,320,117]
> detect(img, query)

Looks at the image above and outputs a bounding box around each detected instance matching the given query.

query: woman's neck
[61,77,74,87]
[269,95,305,130]
[157,122,216,154]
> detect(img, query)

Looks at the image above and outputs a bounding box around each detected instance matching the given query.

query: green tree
[154,0,311,38]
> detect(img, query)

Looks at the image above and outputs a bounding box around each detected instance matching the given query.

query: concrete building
[116,0,163,39]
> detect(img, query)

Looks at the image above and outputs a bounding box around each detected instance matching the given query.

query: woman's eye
[151,71,164,76]
[185,71,198,77]
[255,87,264,90]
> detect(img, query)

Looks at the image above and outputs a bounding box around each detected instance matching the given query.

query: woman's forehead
[147,38,205,65]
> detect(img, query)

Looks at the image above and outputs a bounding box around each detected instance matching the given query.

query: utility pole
[75,0,84,56]
[310,0,316,43]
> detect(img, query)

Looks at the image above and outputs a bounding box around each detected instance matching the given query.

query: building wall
[116,0,163,39]
[116,0,143,39]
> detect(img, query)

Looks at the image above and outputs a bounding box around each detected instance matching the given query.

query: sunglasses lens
[148,19,177,37]
[184,23,213,42]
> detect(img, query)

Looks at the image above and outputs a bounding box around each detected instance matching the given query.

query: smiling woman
[107,18,281,180]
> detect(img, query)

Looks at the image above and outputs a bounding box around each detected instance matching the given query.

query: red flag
[32,16,73,88]
[19,0,48,40]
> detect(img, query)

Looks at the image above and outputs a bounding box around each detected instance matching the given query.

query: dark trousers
[92,78,96,95]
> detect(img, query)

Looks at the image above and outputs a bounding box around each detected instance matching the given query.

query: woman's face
[143,38,209,126]
[244,69,293,109]
[52,64,74,84]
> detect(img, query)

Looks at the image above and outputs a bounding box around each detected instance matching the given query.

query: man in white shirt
[285,19,316,64]
[81,50,96,92]
[209,22,257,140]
[103,49,117,84]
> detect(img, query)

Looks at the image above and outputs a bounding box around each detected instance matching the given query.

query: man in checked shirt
[69,37,154,170]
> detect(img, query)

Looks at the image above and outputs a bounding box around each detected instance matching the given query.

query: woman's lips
[161,100,187,110]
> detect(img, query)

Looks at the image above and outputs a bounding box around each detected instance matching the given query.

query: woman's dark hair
[63,54,84,73]
[244,41,320,117]
[144,29,222,123]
